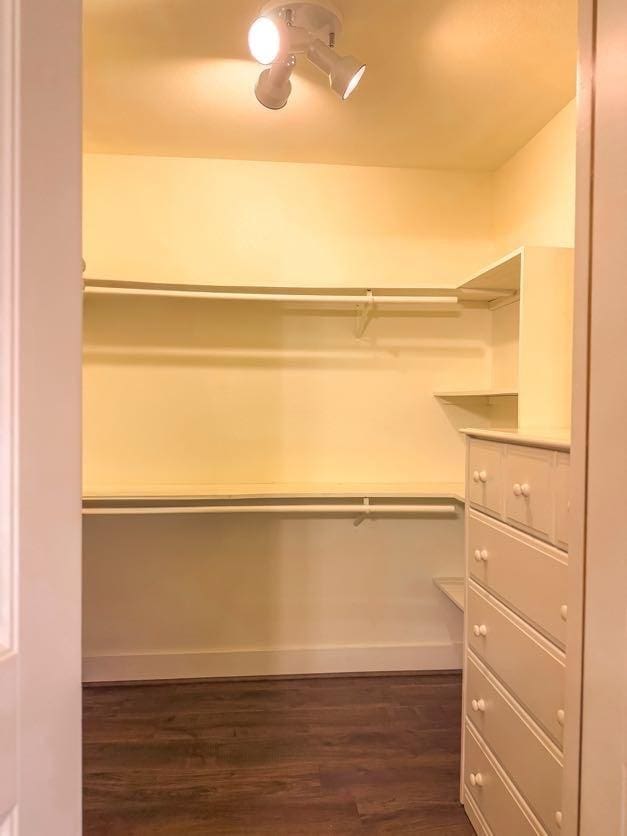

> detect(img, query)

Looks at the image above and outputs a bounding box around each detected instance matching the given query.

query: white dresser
[460,429,576,836]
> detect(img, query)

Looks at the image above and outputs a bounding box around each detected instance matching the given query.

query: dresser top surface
[461,427,571,452]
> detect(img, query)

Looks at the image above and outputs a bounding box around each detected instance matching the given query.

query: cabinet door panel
[468,440,503,517]
[504,445,554,541]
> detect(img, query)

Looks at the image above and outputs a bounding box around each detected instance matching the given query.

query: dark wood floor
[83,673,474,835]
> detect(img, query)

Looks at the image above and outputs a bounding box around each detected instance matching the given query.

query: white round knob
[560,604,568,621]
[521,483,531,497]
[480,549,488,561]
[555,811,563,828]
[513,483,522,496]
[479,470,488,483]
[470,772,484,787]
[473,624,488,637]
[474,549,481,561]
[557,708,565,726]
[472,470,480,483]
[471,698,486,712]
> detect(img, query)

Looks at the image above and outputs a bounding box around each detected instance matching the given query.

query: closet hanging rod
[83,282,459,307]
[82,502,458,517]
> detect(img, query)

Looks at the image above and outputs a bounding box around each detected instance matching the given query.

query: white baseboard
[83,641,462,682]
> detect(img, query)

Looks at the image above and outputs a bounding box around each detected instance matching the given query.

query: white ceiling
[84,0,577,170]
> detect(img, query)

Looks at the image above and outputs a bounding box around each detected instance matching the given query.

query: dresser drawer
[464,723,544,836]
[467,583,565,744]
[468,440,503,517]
[467,654,563,835]
[468,511,568,646]
[504,445,554,541]
[554,453,570,551]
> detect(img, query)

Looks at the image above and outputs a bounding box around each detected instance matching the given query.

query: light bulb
[342,63,366,100]
[248,17,281,65]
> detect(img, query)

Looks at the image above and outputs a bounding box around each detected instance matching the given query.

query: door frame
[1,0,82,832]
[575,0,627,833]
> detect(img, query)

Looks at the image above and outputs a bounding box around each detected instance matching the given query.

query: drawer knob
[557,708,565,726]
[471,698,486,713]
[513,482,531,497]
[469,772,484,787]
[555,811,563,828]
[560,604,568,621]
[473,549,489,562]
[479,470,488,483]
[472,470,480,483]
[473,624,488,637]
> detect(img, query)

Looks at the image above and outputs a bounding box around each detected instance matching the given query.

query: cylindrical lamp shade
[306,39,365,100]
[255,56,296,109]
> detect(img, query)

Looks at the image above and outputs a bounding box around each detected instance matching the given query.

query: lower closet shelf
[433,577,465,611]
[82,481,466,517]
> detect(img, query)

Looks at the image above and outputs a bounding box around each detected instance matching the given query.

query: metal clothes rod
[83,284,459,307]
[82,503,458,517]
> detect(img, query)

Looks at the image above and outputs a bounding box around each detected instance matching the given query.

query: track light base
[259,1,343,42]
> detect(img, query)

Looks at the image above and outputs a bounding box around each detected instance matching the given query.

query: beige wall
[83,100,576,292]
[83,299,485,678]
[82,103,576,680]
[84,154,496,289]
[84,299,493,492]
[493,99,576,251]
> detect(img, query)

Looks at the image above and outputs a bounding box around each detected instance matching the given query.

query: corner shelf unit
[433,246,574,432]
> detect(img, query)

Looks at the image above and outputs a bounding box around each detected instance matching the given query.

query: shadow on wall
[82,512,464,679]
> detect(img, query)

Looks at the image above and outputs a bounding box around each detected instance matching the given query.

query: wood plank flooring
[83,673,474,835]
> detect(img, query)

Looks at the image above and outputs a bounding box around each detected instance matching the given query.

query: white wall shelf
[82,481,466,515]
[84,279,466,338]
[434,389,518,400]
[83,278,460,307]
[433,577,465,611]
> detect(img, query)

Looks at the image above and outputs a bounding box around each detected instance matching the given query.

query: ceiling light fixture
[248,1,366,109]
[255,55,296,109]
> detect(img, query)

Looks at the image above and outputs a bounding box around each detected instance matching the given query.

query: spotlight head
[255,56,295,110]
[307,39,366,101]
[248,16,282,65]
[330,56,366,100]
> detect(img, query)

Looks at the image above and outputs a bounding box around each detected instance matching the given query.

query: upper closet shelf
[84,278,460,308]
[83,249,525,305]
[83,279,468,337]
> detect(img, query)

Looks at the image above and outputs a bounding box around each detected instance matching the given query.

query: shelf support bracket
[355,290,375,338]
[353,497,371,527]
